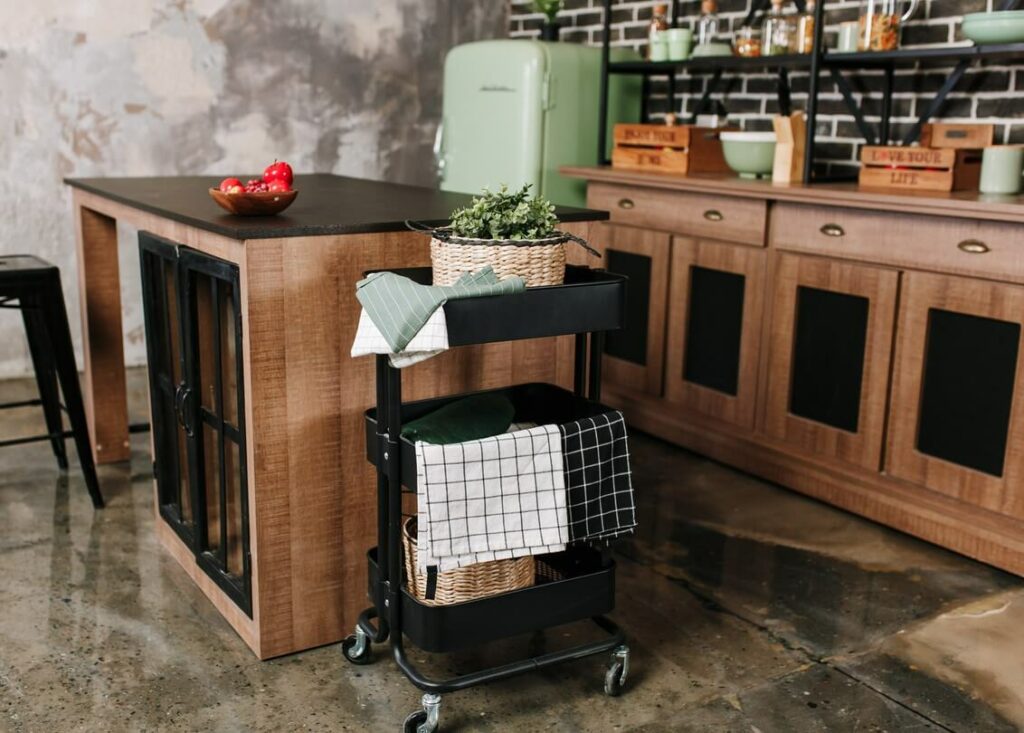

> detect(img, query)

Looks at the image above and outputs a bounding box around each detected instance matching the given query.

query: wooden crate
[859,146,983,192]
[612,123,732,176]
[919,122,994,150]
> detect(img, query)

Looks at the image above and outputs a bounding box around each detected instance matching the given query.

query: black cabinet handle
[957,239,990,254]
[703,209,724,222]
[174,383,195,438]
[820,223,845,237]
[618,198,635,209]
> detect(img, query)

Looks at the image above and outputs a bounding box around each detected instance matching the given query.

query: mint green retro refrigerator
[437,40,639,208]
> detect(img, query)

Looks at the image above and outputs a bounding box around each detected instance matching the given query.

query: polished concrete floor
[2,371,1023,732]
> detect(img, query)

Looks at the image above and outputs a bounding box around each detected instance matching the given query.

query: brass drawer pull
[820,223,845,237]
[957,239,990,255]
[703,209,724,222]
[618,198,635,209]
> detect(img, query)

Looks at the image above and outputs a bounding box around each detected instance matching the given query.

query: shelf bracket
[901,58,970,146]
[829,67,878,145]
[777,67,792,117]
[690,69,724,123]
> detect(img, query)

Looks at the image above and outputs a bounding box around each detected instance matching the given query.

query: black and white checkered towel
[560,411,637,543]
[415,425,569,571]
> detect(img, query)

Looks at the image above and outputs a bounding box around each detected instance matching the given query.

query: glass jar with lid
[858,0,919,51]
[761,0,794,55]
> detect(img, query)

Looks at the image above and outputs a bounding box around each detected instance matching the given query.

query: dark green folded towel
[401,393,515,445]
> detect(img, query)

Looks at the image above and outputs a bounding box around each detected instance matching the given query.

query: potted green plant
[534,0,563,41]
[410,184,597,287]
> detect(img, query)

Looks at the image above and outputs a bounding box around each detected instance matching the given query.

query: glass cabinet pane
[220,282,239,429]
[225,439,244,577]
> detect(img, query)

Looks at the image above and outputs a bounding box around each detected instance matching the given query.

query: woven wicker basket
[403,517,535,606]
[408,221,600,288]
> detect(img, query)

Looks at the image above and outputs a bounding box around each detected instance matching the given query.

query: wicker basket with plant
[409,184,598,287]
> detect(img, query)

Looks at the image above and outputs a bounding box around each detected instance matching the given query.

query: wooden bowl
[209,188,298,216]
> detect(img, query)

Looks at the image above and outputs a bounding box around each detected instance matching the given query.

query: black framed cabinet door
[180,248,251,616]
[761,253,899,471]
[888,272,1024,519]
[665,236,766,430]
[598,224,671,396]
[140,235,195,548]
[139,232,251,617]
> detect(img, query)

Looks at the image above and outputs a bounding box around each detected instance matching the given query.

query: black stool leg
[22,299,69,470]
[40,274,104,508]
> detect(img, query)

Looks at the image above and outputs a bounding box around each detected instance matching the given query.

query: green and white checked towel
[355,267,525,353]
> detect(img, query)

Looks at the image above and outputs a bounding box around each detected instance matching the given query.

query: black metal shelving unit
[596,0,1024,182]
[342,265,633,733]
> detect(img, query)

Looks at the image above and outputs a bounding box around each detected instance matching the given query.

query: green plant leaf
[449,184,559,241]
[532,0,562,23]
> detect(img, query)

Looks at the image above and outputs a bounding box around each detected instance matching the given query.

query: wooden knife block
[772,112,807,184]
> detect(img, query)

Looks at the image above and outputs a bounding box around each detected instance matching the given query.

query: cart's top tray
[386,265,626,346]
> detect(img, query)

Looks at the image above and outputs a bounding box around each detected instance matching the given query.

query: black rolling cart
[342,265,633,732]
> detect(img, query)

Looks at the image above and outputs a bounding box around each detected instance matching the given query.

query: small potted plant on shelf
[409,184,598,287]
[534,0,563,41]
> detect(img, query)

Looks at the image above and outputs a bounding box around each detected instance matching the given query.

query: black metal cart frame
[343,266,632,732]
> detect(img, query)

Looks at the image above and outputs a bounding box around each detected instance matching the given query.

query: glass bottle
[794,0,816,54]
[858,0,919,51]
[761,0,794,56]
[646,3,670,59]
[696,0,720,46]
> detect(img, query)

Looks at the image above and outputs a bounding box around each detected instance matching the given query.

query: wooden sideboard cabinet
[566,165,1024,577]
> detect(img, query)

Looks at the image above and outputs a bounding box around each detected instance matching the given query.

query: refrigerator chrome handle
[433,121,446,182]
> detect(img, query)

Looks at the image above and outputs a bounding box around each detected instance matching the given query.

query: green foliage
[449,184,559,240]
[532,0,562,23]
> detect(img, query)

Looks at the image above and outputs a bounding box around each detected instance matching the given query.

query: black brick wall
[510,0,1024,173]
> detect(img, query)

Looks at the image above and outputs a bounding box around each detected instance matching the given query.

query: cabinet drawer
[589,182,767,246]
[770,203,1024,282]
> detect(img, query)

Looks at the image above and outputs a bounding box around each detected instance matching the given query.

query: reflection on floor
[1,370,1022,732]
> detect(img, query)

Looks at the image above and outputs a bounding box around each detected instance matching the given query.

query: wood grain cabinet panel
[665,237,767,429]
[887,272,1024,519]
[762,253,899,471]
[771,202,1024,284]
[588,182,767,246]
[593,224,671,396]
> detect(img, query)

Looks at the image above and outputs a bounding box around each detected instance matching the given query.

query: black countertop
[65,174,607,241]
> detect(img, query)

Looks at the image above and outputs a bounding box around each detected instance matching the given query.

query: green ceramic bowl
[720,132,777,179]
[962,11,1024,45]
[691,42,734,58]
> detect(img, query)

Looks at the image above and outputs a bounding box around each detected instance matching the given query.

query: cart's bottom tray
[367,545,615,654]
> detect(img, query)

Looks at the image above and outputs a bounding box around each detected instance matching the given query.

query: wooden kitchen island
[564,165,1024,580]
[65,174,602,658]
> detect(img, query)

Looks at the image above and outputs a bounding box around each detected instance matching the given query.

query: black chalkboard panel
[604,249,651,366]
[917,309,1020,477]
[683,266,746,395]
[789,286,869,433]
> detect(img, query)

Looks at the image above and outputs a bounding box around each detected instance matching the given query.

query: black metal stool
[0,255,103,508]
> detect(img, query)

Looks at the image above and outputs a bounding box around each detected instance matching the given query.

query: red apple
[219,177,243,193]
[267,179,291,193]
[263,160,293,187]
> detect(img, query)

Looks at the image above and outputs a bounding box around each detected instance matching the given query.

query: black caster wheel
[604,645,630,697]
[341,633,372,665]
[404,693,441,732]
[403,711,430,732]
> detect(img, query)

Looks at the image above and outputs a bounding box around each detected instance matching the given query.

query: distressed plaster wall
[0,0,508,377]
